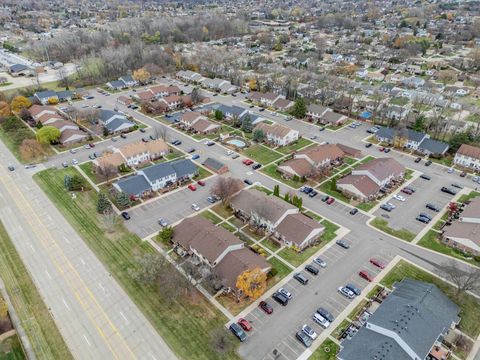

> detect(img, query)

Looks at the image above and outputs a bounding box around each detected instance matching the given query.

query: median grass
[34,168,240,360]
[418,230,480,268]
[458,191,480,204]
[381,260,480,337]
[370,218,415,242]
[309,338,339,360]
[0,221,72,360]
[242,144,283,165]
[260,164,305,189]
[276,138,313,155]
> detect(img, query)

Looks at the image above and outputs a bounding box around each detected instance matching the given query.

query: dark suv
[426,203,440,212]
[305,264,319,275]
[272,292,289,306]
[441,187,456,195]
[229,323,247,342]
[317,307,334,322]
[293,273,309,285]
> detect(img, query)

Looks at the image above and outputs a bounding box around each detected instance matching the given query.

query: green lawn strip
[266,257,292,287]
[242,144,283,165]
[78,161,100,184]
[356,201,377,212]
[253,185,273,195]
[404,168,414,180]
[366,284,384,300]
[347,299,369,321]
[331,319,352,340]
[0,335,26,360]
[261,238,281,252]
[199,210,223,224]
[303,210,322,222]
[458,191,480,204]
[380,260,480,338]
[370,218,415,242]
[320,220,340,242]
[260,164,305,189]
[417,230,480,268]
[33,168,240,360]
[309,338,340,360]
[318,181,350,203]
[433,219,445,231]
[165,149,185,161]
[430,156,453,167]
[276,138,313,155]
[211,204,233,219]
[332,164,349,175]
[0,221,73,360]
[343,157,356,165]
[196,166,213,180]
[220,222,236,233]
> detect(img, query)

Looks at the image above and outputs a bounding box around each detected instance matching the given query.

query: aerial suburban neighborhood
[0,1,479,360]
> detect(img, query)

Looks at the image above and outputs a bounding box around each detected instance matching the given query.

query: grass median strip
[370,218,415,242]
[0,221,72,360]
[34,168,240,360]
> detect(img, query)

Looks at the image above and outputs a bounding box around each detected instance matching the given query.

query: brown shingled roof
[275,213,325,247]
[354,157,404,182]
[337,174,380,198]
[457,144,480,160]
[253,122,294,138]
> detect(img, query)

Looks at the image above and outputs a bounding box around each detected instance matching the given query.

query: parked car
[121,212,130,220]
[416,215,430,224]
[302,324,317,340]
[420,174,431,180]
[393,194,405,202]
[401,188,413,195]
[272,292,289,306]
[300,186,313,194]
[24,164,36,169]
[448,167,454,173]
[158,218,168,227]
[460,171,466,177]
[244,179,253,185]
[296,330,312,347]
[338,286,356,299]
[313,257,326,268]
[384,148,391,153]
[191,204,200,211]
[252,163,262,170]
[378,147,385,152]
[69,149,77,154]
[313,313,330,328]
[242,159,254,166]
[321,195,329,202]
[142,137,149,143]
[349,208,358,215]
[380,203,393,212]
[365,143,372,148]
[207,196,216,204]
[197,180,206,186]
[278,288,292,299]
[308,190,318,198]
[229,323,247,342]
[441,187,456,195]
[336,239,350,249]
[359,270,373,282]
[318,127,325,131]
[451,183,463,189]
[305,264,319,275]
[120,134,127,139]
[414,157,421,163]
[426,203,440,212]
[293,272,309,285]
[187,148,196,153]
[88,154,95,160]
[419,212,432,221]
[71,159,78,165]
[425,160,432,166]
[317,307,334,322]
[370,258,385,269]
[346,283,361,296]
[62,162,68,168]
[326,197,335,205]
[188,184,197,191]
[259,301,273,314]
[139,128,146,133]
[237,318,252,331]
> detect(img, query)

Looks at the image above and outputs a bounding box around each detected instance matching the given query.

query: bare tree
[97,163,118,183]
[210,327,236,355]
[211,177,243,205]
[154,126,169,141]
[442,261,480,297]
[101,208,118,233]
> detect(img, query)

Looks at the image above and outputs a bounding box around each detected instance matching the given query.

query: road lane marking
[62,298,70,310]
[45,270,52,279]
[83,334,91,346]
[119,311,129,325]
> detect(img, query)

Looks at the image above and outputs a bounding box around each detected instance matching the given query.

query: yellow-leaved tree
[0,101,11,117]
[10,95,31,113]
[236,267,267,300]
[0,297,8,318]
[133,68,151,84]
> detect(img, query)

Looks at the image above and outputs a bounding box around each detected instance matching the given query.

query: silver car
[338,286,356,299]
[278,287,292,299]
[313,257,326,268]
[313,313,330,328]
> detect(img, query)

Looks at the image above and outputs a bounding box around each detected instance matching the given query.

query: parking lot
[373,167,460,234]
[318,195,372,222]
[237,232,396,360]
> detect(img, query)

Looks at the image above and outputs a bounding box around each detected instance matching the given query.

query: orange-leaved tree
[236,267,267,300]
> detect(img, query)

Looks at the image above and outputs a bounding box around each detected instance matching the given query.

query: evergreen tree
[64,175,72,190]
[284,192,290,203]
[253,129,265,142]
[97,192,112,213]
[273,184,280,197]
[116,192,131,208]
[290,98,307,119]
[70,174,85,191]
[241,115,253,133]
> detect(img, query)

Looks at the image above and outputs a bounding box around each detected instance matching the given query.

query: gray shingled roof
[376,126,426,143]
[35,90,58,100]
[104,118,134,132]
[141,159,197,183]
[114,174,151,196]
[418,138,449,155]
[203,157,225,171]
[339,278,459,360]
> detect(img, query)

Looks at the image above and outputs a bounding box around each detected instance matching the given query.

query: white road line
[62,298,70,311]
[63,237,71,244]
[119,311,129,324]
[147,353,158,360]
[45,270,52,279]
[79,257,86,265]
[29,244,35,252]
[98,282,106,293]
[83,334,91,346]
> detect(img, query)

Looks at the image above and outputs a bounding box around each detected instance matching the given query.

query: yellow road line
[0,171,136,360]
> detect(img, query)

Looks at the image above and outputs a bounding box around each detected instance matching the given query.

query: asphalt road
[0,140,177,360]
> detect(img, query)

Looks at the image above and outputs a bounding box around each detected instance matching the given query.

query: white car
[393,194,405,202]
[313,313,330,328]
[313,257,326,268]
[226,150,234,156]
[473,176,479,183]
[70,149,77,154]
[386,202,396,209]
[302,324,317,340]
[278,288,292,299]
[191,204,200,211]
[447,167,454,173]
[338,286,356,299]
[71,159,78,165]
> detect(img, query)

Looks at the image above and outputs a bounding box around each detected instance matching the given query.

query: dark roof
[9,64,28,72]
[114,175,151,196]
[171,159,198,178]
[104,118,135,132]
[418,138,449,155]
[216,104,247,117]
[57,90,73,99]
[108,80,126,88]
[339,278,459,360]
[375,126,426,143]
[99,109,125,123]
[119,75,135,83]
[203,157,225,171]
[141,159,197,182]
[35,90,57,100]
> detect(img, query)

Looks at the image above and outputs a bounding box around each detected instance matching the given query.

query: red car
[259,301,273,314]
[89,143,95,148]
[188,184,197,191]
[359,270,374,282]
[242,159,254,166]
[370,258,385,269]
[378,147,385,152]
[197,180,206,186]
[401,188,413,195]
[326,197,335,205]
[237,318,252,331]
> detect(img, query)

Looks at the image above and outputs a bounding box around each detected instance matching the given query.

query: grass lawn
[381,260,480,338]
[343,157,356,165]
[404,168,414,180]
[458,191,480,204]
[331,319,352,339]
[278,238,332,267]
[261,238,281,252]
[0,221,72,359]
[321,220,340,242]
[347,299,369,321]
[196,166,213,180]
[211,204,233,219]
[309,338,339,360]
[78,161,100,184]
[220,222,236,233]
[165,149,185,161]
[430,156,453,167]
[356,201,377,212]
[303,210,322,222]
[366,285,384,300]
[0,335,26,360]
[242,144,283,165]
[253,185,273,195]
[318,181,351,203]
[267,257,292,286]
[358,155,375,165]
[33,168,240,360]
[417,230,480,267]
[276,138,313,155]
[260,164,305,189]
[199,210,223,224]
[370,218,415,242]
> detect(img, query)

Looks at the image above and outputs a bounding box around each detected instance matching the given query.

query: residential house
[172,216,270,293]
[248,92,293,110]
[160,95,182,110]
[98,109,136,134]
[320,111,349,126]
[219,82,238,94]
[216,104,249,120]
[113,159,198,197]
[201,78,230,91]
[117,96,133,106]
[30,105,57,120]
[106,79,127,90]
[337,158,405,201]
[454,144,480,170]
[442,197,480,255]
[59,129,89,145]
[48,119,81,133]
[34,90,58,105]
[402,76,426,88]
[202,157,228,174]
[176,70,204,83]
[253,122,299,146]
[8,64,31,76]
[384,105,409,121]
[338,278,460,360]
[149,85,181,98]
[119,75,138,87]
[273,213,325,250]
[406,64,423,74]
[180,112,220,134]
[306,104,331,122]
[277,143,361,179]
